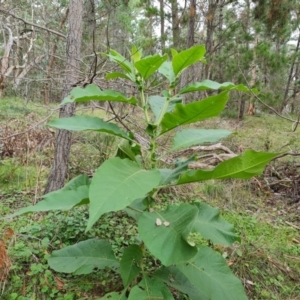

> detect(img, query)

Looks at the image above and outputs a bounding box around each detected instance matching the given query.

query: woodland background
[0,0,300,299]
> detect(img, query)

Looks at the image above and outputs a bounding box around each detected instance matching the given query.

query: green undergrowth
[1,99,300,299]
[224,212,300,300]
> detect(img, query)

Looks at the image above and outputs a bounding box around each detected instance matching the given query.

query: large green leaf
[99,291,127,300]
[6,185,89,218]
[128,276,174,300]
[138,204,198,266]
[154,267,200,299]
[155,247,248,300]
[175,246,248,300]
[160,91,229,134]
[61,84,137,105]
[48,116,129,139]
[48,239,119,275]
[171,129,232,152]
[120,245,143,287]
[178,150,279,184]
[43,174,89,197]
[135,54,168,79]
[61,174,89,190]
[87,158,161,230]
[172,45,206,76]
[179,80,253,94]
[158,61,175,83]
[124,198,146,221]
[191,202,240,245]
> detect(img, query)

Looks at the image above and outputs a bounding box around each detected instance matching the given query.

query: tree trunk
[281,32,300,112]
[180,0,196,103]
[159,0,165,53]
[171,0,180,48]
[44,0,83,194]
[0,25,14,97]
[44,7,69,104]
[204,0,218,78]
[217,0,224,82]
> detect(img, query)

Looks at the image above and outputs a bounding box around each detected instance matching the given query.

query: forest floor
[0,97,299,300]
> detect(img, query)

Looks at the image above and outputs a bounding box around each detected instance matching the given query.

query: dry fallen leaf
[3,228,14,241]
[54,276,65,290]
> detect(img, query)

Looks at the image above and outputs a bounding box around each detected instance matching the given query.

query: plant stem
[126,206,144,213]
[140,88,150,123]
[154,88,175,126]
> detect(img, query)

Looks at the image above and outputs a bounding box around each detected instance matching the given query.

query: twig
[272,151,300,160]
[285,221,300,230]
[0,110,57,140]
[108,102,131,132]
[238,65,300,124]
[0,9,66,39]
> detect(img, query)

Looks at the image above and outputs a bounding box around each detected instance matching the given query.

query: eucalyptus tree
[44,0,84,194]
[0,0,67,100]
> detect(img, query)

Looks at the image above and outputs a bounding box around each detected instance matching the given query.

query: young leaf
[106,49,134,74]
[190,202,240,245]
[170,48,178,58]
[135,54,168,80]
[6,185,89,218]
[131,45,142,64]
[158,157,195,185]
[48,116,130,140]
[115,139,140,162]
[138,204,198,266]
[87,158,161,231]
[172,45,206,76]
[148,96,181,122]
[106,72,133,81]
[171,129,232,152]
[48,239,119,275]
[175,246,248,300]
[158,61,176,83]
[61,84,137,105]
[178,150,279,184]
[160,91,229,134]
[128,276,174,300]
[120,245,143,287]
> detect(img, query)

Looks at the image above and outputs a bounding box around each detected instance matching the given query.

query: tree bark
[204,0,218,79]
[171,0,180,48]
[180,0,196,103]
[43,7,69,104]
[0,25,14,97]
[281,30,300,112]
[159,0,165,53]
[44,0,83,194]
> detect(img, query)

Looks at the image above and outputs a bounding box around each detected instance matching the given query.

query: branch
[238,65,300,126]
[0,109,58,140]
[0,9,66,39]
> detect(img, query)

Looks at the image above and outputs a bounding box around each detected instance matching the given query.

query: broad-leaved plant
[11,45,279,299]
